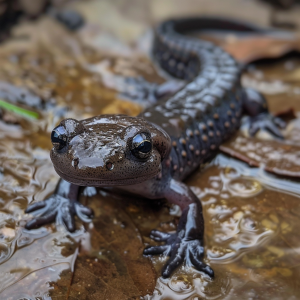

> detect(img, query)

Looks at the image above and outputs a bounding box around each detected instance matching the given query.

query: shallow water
[0,4,300,299]
[147,154,300,299]
[0,54,300,299]
[243,55,300,114]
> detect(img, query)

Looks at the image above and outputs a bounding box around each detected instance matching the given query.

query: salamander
[25,17,285,278]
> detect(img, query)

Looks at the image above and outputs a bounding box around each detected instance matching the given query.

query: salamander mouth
[54,167,159,187]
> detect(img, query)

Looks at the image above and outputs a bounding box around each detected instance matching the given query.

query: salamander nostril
[106,162,114,171]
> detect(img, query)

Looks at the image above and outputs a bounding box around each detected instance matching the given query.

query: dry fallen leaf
[200,33,300,63]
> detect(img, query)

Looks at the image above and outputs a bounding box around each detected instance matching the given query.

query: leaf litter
[0,0,300,299]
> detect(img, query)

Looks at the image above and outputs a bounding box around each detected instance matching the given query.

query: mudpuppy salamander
[25,17,285,278]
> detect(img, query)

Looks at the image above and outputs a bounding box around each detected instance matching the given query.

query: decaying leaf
[1,1,300,299]
[49,192,159,300]
[200,33,300,63]
[220,130,300,177]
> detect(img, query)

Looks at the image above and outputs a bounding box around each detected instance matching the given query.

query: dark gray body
[143,18,243,182]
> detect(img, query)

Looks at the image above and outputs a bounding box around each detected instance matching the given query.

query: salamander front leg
[122,76,185,105]
[25,179,93,232]
[144,179,214,278]
[242,88,286,138]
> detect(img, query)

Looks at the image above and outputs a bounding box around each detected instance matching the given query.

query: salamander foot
[25,194,93,232]
[249,112,286,138]
[242,88,286,138]
[144,229,214,278]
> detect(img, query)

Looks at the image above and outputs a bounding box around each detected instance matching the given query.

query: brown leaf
[50,193,158,300]
[220,129,300,177]
[200,33,300,63]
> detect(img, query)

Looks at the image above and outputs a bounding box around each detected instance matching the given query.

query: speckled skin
[25,17,285,278]
[50,116,170,187]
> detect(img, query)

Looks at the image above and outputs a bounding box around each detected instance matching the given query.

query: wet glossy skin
[25,17,285,278]
[50,115,170,186]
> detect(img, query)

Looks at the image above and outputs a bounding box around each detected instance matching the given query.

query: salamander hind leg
[242,88,286,138]
[144,179,214,278]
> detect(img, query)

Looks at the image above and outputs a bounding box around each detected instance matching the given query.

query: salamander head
[50,114,171,186]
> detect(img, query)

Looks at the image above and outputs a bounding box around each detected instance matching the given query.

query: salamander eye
[131,133,152,159]
[51,126,68,150]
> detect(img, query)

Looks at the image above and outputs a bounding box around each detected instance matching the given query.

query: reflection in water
[0,124,80,299]
[146,154,300,299]
[148,274,231,300]
[1,123,300,299]
[0,25,299,299]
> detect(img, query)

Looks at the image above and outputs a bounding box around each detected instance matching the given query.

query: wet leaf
[2,1,300,300]
[220,131,300,177]
[49,193,158,300]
